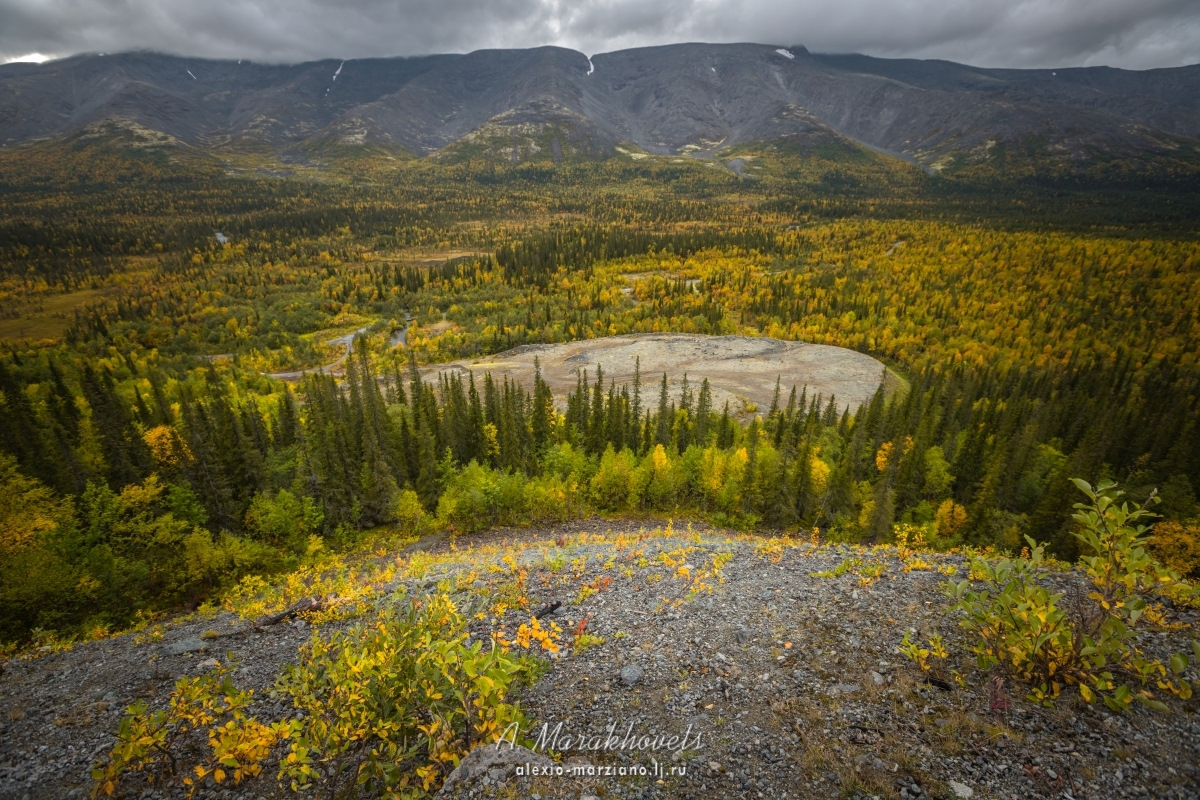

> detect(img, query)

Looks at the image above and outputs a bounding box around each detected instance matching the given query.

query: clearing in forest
[420,333,892,414]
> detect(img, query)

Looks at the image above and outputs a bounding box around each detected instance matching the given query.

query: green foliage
[392,488,434,538]
[92,660,290,798]
[898,631,948,672]
[275,591,533,795]
[921,446,953,500]
[0,453,79,640]
[949,480,1196,711]
[589,445,640,511]
[436,461,528,534]
[1070,478,1180,605]
[244,489,325,554]
[1,462,276,641]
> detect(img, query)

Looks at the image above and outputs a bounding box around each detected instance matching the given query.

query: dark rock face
[2,44,1197,166]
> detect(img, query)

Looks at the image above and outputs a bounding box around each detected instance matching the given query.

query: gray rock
[949,779,974,798]
[436,744,551,798]
[620,664,645,686]
[161,638,210,656]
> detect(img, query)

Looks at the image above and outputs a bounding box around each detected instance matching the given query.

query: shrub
[948,479,1197,711]
[899,631,948,672]
[589,445,639,511]
[524,473,574,524]
[275,591,534,795]
[541,441,592,482]
[96,592,539,798]
[638,444,682,511]
[244,489,324,554]
[688,446,747,512]
[392,488,434,538]
[933,499,968,542]
[1150,518,1200,579]
[92,661,290,798]
[436,461,527,533]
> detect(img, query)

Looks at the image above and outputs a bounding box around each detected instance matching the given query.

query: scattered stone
[619,664,645,686]
[6,520,1199,800]
[436,744,551,798]
[161,638,209,656]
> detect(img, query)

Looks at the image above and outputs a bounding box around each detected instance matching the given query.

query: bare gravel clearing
[421,334,892,415]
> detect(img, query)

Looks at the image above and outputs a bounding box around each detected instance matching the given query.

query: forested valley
[1,137,1198,647]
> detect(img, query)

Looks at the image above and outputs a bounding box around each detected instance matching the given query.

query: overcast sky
[2,0,1198,70]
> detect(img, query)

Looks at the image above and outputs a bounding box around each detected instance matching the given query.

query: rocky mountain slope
[1,520,1196,799]
[2,44,1198,169]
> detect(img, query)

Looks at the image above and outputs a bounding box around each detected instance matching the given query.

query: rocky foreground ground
[1,520,1197,800]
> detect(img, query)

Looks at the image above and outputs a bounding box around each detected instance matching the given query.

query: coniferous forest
[0,134,1198,647]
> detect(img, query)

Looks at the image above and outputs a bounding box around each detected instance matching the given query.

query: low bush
[948,479,1198,711]
[276,589,535,795]
[94,591,540,798]
[92,660,290,798]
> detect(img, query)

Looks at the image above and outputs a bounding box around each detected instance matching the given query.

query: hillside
[1,519,1197,800]
[2,44,1199,171]
[1,37,1199,799]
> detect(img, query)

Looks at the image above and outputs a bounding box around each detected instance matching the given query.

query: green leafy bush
[275,590,535,795]
[95,592,538,798]
[589,445,640,511]
[244,489,324,554]
[435,461,527,533]
[523,472,575,524]
[92,660,290,798]
[391,488,434,537]
[949,479,1197,710]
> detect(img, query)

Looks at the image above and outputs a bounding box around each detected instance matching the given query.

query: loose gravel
[2,519,1197,800]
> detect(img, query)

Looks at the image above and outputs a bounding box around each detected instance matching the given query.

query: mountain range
[2,42,1198,171]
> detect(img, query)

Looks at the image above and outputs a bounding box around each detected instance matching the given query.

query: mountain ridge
[2,43,1198,171]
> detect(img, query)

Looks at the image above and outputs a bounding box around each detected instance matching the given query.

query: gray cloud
[2,0,1197,69]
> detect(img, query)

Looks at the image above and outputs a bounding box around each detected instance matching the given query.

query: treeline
[496,226,777,288]
[3,325,1198,642]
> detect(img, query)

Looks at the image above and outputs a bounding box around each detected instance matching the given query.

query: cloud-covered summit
[2,0,1199,70]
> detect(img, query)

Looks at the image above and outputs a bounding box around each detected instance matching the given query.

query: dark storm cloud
[2,0,1198,69]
